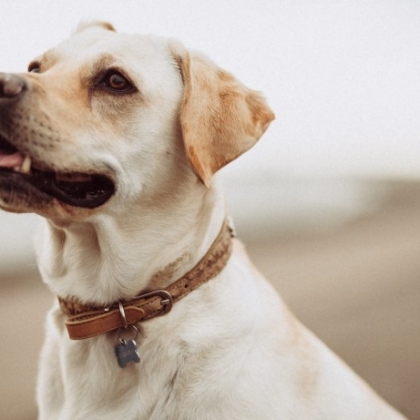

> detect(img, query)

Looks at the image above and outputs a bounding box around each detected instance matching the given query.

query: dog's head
[0,22,274,222]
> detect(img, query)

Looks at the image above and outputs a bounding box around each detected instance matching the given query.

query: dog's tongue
[0,151,25,168]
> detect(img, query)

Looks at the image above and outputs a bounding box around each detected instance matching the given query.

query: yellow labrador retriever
[0,22,407,420]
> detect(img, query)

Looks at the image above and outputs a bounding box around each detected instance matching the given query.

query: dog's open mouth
[0,135,115,208]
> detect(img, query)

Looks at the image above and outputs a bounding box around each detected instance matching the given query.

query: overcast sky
[0,0,419,178]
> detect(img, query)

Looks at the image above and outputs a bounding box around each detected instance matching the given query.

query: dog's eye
[101,71,133,92]
[28,62,41,73]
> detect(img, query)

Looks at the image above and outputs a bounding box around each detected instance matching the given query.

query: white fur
[3,24,406,419]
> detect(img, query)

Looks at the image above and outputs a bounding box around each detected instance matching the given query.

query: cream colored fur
[0,22,407,419]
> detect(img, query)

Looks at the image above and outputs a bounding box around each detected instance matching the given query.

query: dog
[0,21,407,420]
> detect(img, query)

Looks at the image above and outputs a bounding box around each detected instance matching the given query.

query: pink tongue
[0,152,24,168]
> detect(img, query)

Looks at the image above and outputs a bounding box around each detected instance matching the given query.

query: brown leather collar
[58,220,234,340]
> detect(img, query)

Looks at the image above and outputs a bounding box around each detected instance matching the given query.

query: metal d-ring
[118,301,128,329]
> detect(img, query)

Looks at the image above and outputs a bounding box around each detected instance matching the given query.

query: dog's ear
[170,42,275,187]
[74,21,116,34]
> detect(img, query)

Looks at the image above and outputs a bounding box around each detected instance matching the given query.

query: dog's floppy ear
[171,42,275,187]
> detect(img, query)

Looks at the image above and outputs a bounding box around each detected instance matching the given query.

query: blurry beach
[1,175,419,420]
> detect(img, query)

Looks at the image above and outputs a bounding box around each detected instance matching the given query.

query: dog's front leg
[36,309,65,420]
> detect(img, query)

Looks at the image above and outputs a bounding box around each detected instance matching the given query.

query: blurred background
[1,1,419,419]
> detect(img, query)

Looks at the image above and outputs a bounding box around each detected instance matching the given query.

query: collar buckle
[135,289,173,315]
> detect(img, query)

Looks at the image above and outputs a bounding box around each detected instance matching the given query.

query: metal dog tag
[115,338,141,368]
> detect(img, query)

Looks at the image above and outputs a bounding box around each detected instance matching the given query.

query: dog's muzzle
[0,72,115,209]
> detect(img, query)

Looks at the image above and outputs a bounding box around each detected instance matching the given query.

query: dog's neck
[36,181,226,306]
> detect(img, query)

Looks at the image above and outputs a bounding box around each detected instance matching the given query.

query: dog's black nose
[0,73,26,98]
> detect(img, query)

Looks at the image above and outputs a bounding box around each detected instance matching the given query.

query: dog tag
[115,339,141,368]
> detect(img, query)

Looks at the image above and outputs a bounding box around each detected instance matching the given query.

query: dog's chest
[54,320,187,419]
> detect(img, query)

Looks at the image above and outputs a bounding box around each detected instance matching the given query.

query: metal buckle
[135,290,173,315]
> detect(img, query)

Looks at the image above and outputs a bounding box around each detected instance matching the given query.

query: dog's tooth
[20,155,32,174]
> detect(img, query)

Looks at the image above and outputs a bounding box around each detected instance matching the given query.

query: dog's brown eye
[102,72,133,92]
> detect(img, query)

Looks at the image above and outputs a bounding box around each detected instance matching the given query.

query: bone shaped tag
[115,339,141,368]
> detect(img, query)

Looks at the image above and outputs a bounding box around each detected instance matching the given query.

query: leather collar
[58,220,234,340]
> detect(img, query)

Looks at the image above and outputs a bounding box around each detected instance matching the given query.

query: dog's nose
[0,72,27,98]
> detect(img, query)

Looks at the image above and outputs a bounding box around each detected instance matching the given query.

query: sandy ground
[1,179,419,420]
